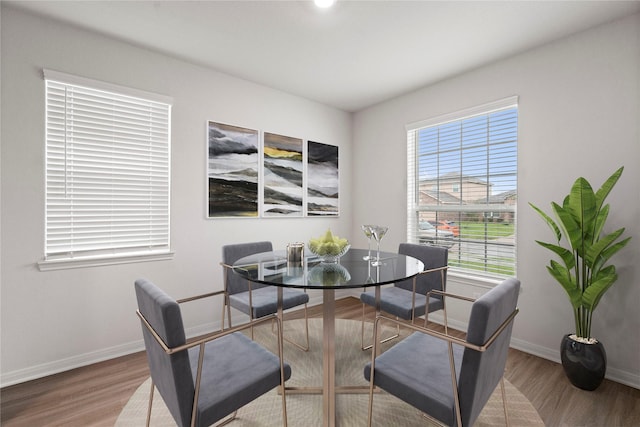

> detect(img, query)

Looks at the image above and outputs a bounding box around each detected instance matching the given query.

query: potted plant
[529,167,631,390]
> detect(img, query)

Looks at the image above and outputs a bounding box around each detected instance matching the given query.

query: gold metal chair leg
[285,302,310,351]
[146,380,154,427]
[302,302,310,350]
[220,301,226,331]
[221,297,231,331]
[366,316,384,427]
[212,410,238,427]
[367,385,374,427]
[273,314,288,427]
[280,379,288,427]
[362,328,400,350]
[227,303,309,351]
[270,303,310,351]
[500,376,510,427]
[361,302,367,350]
[221,297,233,331]
[361,303,401,350]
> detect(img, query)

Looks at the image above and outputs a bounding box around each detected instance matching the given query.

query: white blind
[407,97,518,278]
[44,71,172,261]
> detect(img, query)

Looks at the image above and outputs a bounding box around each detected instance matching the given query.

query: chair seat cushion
[190,331,292,426]
[360,287,444,320]
[229,287,309,319]
[364,331,463,426]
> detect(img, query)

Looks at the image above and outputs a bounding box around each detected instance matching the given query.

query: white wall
[0,7,352,386]
[351,14,640,388]
[2,6,639,390]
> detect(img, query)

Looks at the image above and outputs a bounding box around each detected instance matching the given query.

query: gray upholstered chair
[135,278,291,427]
[364,277,520,427]
[221,241,310,351]
[360,243,448,350]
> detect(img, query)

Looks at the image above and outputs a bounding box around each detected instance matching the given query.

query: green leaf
[583,266,617,311]
[547,260,581,309]
[567,177,597,245]
[529,202,561,242]
[593,203,609,241]
[595,167,624,212]
[552,202,581,252]
[585,228,625,268]
[601,235,632,260]
[535,240,575,270]
[593,235,632,275]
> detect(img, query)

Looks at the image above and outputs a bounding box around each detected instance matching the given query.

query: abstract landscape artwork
[262,132,303,217]
[207,121,259,218]
[307,141,339,216]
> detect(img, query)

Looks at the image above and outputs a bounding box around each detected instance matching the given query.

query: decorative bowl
[308,244,350,263]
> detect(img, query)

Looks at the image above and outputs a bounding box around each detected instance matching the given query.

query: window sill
[448,270,503,289]
[37,251,175,271]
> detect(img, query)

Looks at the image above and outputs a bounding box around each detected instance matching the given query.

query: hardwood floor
[2,297,639,426]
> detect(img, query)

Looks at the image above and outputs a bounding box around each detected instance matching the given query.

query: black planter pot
[560,334,607,391]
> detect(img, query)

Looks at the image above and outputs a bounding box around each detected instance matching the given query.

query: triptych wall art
[207,121,339,218]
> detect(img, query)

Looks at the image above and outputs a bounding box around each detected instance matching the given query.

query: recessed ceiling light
[314,0,336,8]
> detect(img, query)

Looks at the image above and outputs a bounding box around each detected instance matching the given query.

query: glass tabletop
[232,248,424,290]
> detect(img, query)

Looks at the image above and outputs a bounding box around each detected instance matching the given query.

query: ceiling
[7,1,640,112]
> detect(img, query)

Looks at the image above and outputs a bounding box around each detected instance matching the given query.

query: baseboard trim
[0,322,218,388]
[1,340,144,388]
[510,337,640,390]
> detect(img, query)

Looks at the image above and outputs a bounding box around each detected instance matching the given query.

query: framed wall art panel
[307,141,339,216]
[207,121,259,218]
[262,132,304,217]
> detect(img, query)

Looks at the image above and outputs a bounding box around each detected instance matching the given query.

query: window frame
[39,70,174,271]
[406,96,518,281]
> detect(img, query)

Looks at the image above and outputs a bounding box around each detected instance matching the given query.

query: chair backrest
[396,243,448,297]
[458,278,521,426]
[222,241,273,295]
[135,279,194,427]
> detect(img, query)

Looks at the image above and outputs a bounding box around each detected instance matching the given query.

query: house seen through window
[406,97,518,279]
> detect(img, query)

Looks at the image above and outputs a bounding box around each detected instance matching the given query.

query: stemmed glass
[370,225,388,266]
[361,224,374,260]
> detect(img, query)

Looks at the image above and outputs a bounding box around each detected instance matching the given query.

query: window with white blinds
[41,70,172,269]
[407,97,518,279]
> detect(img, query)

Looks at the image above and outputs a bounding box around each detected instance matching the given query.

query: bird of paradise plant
[530,167,631,340]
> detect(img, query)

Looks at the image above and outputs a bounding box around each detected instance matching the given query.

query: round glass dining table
[232,248,424,427]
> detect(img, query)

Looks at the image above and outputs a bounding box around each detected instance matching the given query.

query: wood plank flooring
[2,297,639,426]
